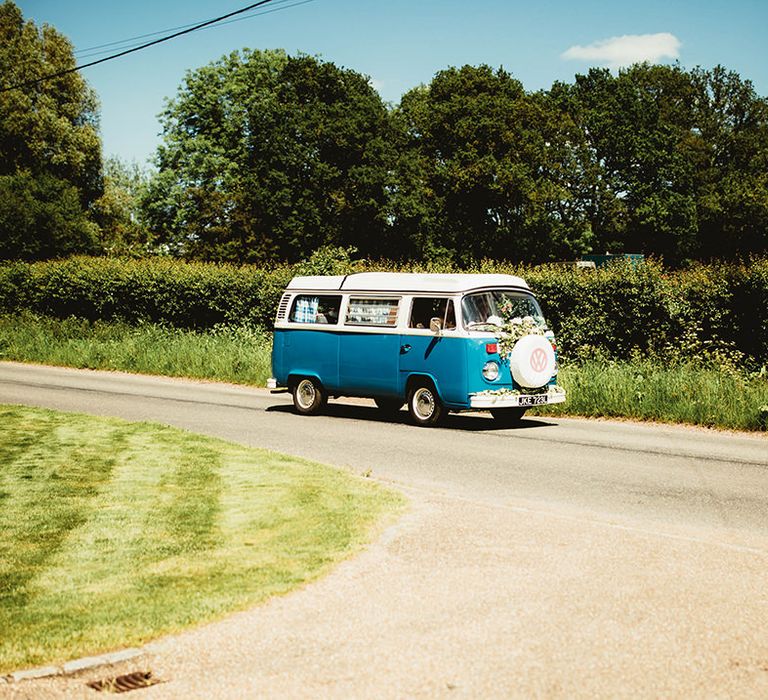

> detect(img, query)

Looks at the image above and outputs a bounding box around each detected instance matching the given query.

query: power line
[73,0,301,58]
[0,0,295,94]
[75,0,314,60]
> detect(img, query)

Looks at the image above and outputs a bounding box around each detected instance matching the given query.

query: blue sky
[16,0,768,165]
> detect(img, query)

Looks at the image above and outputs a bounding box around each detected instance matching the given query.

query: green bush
[0,257,292,330]
[474,257,768,368]
[1,255,766,366]
[523,261,668,362]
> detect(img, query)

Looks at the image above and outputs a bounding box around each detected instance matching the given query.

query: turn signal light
[485,343,498,354]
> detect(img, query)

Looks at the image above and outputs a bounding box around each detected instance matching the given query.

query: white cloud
[561,33,681,69]
[368,77,384,93]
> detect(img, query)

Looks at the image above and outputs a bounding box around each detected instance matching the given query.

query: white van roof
[287,272,531,294]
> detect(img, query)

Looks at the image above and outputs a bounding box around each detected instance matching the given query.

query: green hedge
[524,260,768,366]
[1,255,766,366]
[0,257,292,331]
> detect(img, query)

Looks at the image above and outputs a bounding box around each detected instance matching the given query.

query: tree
[391,65,595,265]
[143,50,395,263]
[91,157,151,256]
[689,66,768,258]
[0,171,97,259]
[557,65,700,263]
[143,48,768,265]
[558,63,768,263]
[0,1,102,259]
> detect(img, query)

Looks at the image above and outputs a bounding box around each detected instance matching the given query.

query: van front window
[409,297,456,330]
[462,291,545,329]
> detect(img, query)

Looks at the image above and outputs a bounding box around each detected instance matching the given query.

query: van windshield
[462,290,545,329]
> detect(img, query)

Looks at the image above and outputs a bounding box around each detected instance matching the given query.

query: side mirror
[429,317,443,334]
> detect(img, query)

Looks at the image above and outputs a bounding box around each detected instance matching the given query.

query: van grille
[276,292,291,322]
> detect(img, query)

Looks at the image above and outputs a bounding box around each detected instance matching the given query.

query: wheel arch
[404,373,443,401]
[287,371,324,389]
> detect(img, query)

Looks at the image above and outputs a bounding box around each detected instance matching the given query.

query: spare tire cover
[508,334,556,389]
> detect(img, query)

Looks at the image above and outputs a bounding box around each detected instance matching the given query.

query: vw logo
[530,348,548,373]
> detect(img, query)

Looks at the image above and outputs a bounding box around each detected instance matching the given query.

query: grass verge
[537,361,768,432]
[1,313,766,432]
[0,313,271,385]
[0,405,404,674]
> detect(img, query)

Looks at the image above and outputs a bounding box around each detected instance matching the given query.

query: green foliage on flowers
[494,316,546,359]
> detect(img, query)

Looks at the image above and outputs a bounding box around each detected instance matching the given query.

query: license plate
[518,394,548,406]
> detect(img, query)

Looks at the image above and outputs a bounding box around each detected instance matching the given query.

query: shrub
[1,255,766,367]
[0,257,292,330]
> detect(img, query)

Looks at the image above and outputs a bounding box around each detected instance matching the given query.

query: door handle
[400,344,411,354]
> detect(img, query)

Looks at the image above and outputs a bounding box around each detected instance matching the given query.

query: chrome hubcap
[297,380,315,408]
[413,388,435,419]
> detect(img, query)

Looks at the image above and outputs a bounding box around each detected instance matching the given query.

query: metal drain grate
[87,670,160,693]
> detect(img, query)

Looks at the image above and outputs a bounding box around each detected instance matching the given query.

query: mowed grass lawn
[0,405,404,673]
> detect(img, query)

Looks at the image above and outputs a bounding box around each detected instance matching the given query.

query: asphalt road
[2,362,768,698]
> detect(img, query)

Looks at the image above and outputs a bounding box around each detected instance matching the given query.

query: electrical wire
[0,0,302,94]
[74,0,314,60]
[73,0,301,59]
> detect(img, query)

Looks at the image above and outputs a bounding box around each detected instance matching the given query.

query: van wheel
[292,377,327,415]
[374,397,403,414]
[490,407,527,426]
[407,381,444,427]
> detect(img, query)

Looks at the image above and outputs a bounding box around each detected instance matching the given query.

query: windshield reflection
[461,290,545,329]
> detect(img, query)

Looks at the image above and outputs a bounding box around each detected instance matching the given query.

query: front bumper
[469,389,566,409]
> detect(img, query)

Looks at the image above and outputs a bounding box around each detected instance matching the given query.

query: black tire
[407,380,444,427]
[291,377,327,416]
[374,397,403,414]
[490,407,527,426]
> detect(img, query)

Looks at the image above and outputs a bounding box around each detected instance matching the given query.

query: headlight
[482,361,500,381]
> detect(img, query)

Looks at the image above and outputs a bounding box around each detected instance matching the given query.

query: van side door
[338,296,401,397]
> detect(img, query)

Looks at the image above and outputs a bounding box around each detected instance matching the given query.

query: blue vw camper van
[268,273,565,426]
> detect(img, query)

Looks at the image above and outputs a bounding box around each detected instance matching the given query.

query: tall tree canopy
[0,0,765,266]
[0,0,101,260]
[552,63,768,263]
[141,52,767,266]
[390,65,597,264]
[91,157,151,256]
[144,50,395,263]
[689,65,768,258]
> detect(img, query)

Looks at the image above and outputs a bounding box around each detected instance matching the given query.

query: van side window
[409,298,456,330]
[346,298,399,326]
[289,295,342,324]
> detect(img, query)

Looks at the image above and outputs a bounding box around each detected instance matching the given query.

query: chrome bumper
[469,390,566,409]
